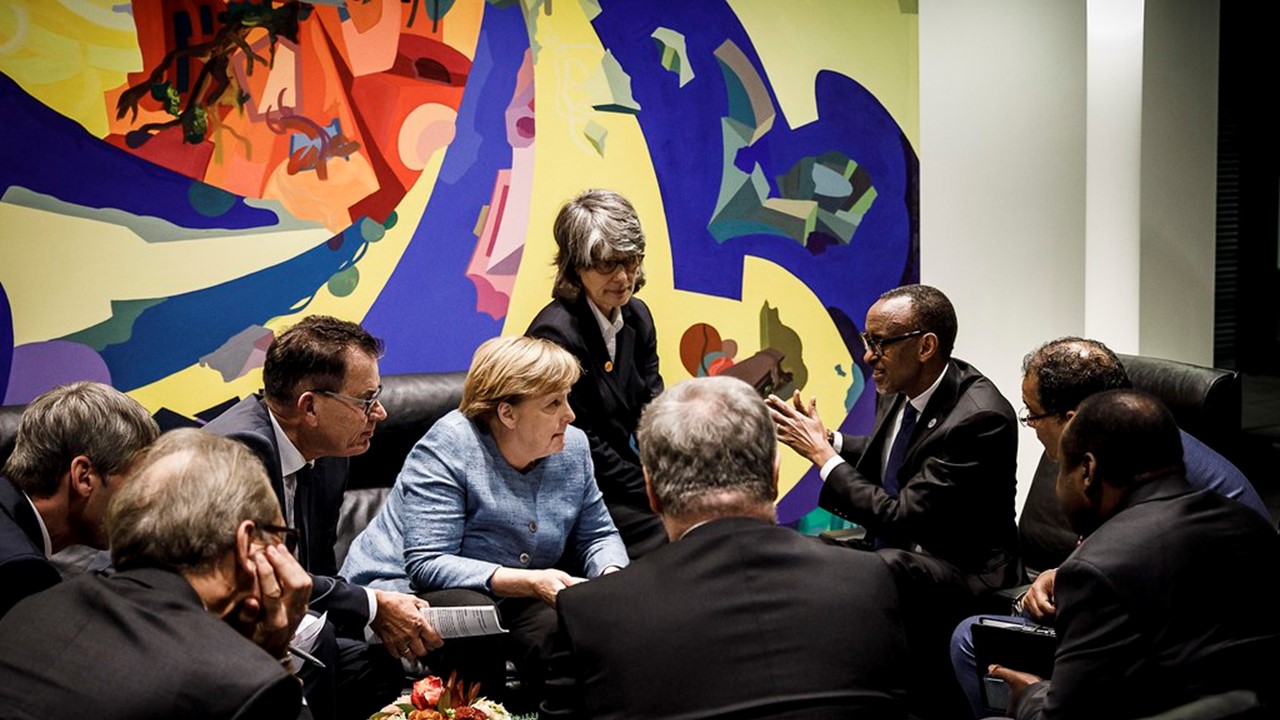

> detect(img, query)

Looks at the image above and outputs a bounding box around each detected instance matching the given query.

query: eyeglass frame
[259,523,300,554]
[1017,406,1058,427]
[312,385,384,417]
[860,329,926,357]
[586,254,644,276]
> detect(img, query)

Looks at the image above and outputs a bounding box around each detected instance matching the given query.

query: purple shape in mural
[3,341,112,405]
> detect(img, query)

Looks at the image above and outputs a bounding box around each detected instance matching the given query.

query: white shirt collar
[586,298,625,361]
[268,408,308,478]
[907,362,948,414]
[23,492,52,557]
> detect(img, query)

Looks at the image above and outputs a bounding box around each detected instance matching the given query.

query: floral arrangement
[370,673,512,720]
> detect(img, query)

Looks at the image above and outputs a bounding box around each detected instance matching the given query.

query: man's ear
[644,467,662,515]
[917,332,939,362]
[235,520,257,575]
[68,455,95,499]
[295,392,320,427]
[1080,453,1099,495]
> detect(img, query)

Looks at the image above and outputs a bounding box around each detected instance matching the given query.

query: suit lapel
[1,478,44,551]
[856,394,904,483]
[293,464,312,570]
[902,361,961,470]
[250,397,289,509]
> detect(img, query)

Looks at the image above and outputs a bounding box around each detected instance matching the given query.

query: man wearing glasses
[768,284,1021,718]
[0,429,315,719]
[206,315,441,720]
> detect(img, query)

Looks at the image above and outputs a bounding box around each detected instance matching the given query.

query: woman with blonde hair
[341,335,627,704]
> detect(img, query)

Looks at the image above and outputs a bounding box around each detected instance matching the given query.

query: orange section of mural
[103,0,471,233]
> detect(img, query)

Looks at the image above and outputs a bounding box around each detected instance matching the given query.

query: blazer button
[518,552,531,565]
[528,521,538,533]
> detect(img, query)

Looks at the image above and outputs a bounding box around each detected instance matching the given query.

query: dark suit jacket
[0,476,60,619]
[1014,475,1280,720]
[541,517,910,720]
[204,396,370,631]
[0,566,305,720]
[820,359,1021,592]
[528,296,666,553]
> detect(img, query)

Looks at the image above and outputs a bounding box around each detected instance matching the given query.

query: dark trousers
[299,619,405,720]
[418,589,558,712]
[607,502,668,560]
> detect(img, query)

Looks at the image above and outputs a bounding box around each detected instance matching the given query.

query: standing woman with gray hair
[526,189,668,558]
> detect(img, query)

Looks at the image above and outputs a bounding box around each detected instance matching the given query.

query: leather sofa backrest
[0,404,23,471]
[347,371,466,490]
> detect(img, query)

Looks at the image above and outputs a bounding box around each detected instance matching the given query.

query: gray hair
[637,376,777,519]
[3,382,159,498]
[551,189,647,301]
[107,429,280,574]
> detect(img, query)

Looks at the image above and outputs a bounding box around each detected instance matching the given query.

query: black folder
[972,618,1057,709]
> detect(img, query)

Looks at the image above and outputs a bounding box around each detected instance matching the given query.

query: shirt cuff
[830,431,843,453]
[819,455,846,482]
[363,586,378,630]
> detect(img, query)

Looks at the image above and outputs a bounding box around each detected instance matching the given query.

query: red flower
[410,676,444,710]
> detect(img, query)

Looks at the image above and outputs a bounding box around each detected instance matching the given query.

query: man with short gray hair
[0,429,313,719]
[0,381,158,618]
[541,376,909,719]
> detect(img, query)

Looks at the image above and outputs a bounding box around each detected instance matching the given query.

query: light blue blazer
[341,410,629,593]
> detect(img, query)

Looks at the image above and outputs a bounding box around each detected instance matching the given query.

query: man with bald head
[989,390,1280,719]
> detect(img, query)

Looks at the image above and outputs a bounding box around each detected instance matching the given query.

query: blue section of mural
[592,1,918,520]
[91,236,365,391]
[0,73,277,230]
[592,1,917,345]
[362,2,526,373]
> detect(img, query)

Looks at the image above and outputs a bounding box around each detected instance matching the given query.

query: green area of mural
[328,266,360,297]
[60,298,168,351]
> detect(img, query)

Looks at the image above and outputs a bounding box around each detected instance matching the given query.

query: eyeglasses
[260,523,300,554]
[860,329,925,357]
[1018,406,1057,427]
[587,254,644,276]
[314,385,383,417]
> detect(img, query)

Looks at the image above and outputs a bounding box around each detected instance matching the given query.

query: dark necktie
[882,402,918,497]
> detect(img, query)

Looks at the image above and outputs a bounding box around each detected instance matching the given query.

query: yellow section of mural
[728,0,919,147]
[0,1,142,138]
[0,202,332,344]
[502,0,853,498]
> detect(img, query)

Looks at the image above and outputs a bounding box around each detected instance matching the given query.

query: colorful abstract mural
[0,0,918,525]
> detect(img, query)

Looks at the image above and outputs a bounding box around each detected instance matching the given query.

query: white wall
[1139,0,1219,366]
[918,0,1220,512]
[919,0,1088,511]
